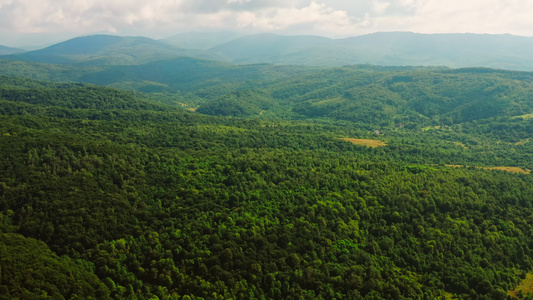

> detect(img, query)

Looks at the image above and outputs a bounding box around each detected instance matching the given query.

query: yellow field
[443,291,458,300]
[513,113,533,120]
[516,138,531,146]
[452,142,468,149]
[509,273,533,298]
[339,138,387,148]
[446,165,531,174]
[484,166,531,174]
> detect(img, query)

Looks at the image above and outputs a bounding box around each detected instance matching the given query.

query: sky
[1,0,533,48]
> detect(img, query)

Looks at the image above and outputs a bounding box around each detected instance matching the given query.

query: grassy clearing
[312,97,346,106]
[516,138,531,146]
[423,125,450,131]
[484,166,531,174]
[451,141,468,149]
[443,291,458,300]
[339,138,387,148]
[509,273,533,298]
[187,105,200,112]
[513,113,533,120]
[446,165,531,174]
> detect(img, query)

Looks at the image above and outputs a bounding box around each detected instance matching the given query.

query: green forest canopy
[0,64,533,299]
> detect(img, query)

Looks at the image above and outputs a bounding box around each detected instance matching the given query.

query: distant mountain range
[0,45,25,55]
[2,31,533,70]
[208,33,331,62]
[161,32,243,50]
[208,32,533,70]
[1,35,226,65]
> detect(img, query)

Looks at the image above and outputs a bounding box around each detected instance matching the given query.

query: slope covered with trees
[2,57,533,128]
[0,233,110,299]
[1,73,533,299]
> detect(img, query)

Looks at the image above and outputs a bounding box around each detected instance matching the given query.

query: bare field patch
[513,113,533,120]
[446,165,531,174]
[187,106,200,112]
[484,166,531,174]
[339,138,387,148]
[509,273,533,298]
[451,142,468,149]
[516,138,531,146]
[445,165,464,168]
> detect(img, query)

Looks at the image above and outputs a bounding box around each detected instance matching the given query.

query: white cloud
[373,1,391,14]
[1,0,533,46]
[0,0,187,33]
[369,0,533,36]
[233,2,353,30]
[0,0,362,37]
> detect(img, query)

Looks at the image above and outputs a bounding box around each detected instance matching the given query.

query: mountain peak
[1,34,226,65]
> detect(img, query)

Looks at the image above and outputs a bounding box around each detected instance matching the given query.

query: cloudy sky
[1,0,533,47]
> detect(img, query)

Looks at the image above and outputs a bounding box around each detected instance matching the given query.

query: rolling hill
[4,31,533,71]
[2,51,533,128]
[209,33,332,63]
[161,31,243,50]
[209,32,533,70]
[0,45,25,55]
[1,35,226,65]
[337,32,533,70]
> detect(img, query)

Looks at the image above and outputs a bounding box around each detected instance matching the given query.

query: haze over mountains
[0,45,25,55]
[162,31,244,50]
[2,35,226,65]
[2,31,533,71]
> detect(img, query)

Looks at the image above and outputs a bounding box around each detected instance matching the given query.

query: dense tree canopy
[1,69,533,299]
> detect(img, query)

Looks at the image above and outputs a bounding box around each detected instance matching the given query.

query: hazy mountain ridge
[209,31,533,70]
[2,50,533,126]
[161,31,244,50]
[209,33,333,63]
[0,55,324,99]
[1,35,227,65]
[337,32,533,70]
[2,31,533,70]
[0,45,25,55]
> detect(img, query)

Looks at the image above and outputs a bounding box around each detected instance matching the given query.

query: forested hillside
[1,71,533,300]
[2,56,533,127]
